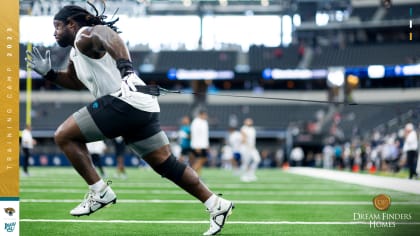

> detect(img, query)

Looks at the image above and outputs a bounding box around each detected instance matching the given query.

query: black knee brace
[155,154,187,182]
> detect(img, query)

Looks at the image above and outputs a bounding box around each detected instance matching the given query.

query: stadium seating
[383,4,416,21]
[248,45,301,71]
[155,50,238,72]
[350,6,378,22]
[310,43,420,68]
[130,50,153,72]
[339,102,419,136]
[20,100,327,131]
[20,41,418,74]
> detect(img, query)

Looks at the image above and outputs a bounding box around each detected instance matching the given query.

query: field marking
[288,167,420,195]
[20,219,420,225]
[21,181,358,188]
[19,182,373,192]
[20,199,420,205]
[20,188,385,196]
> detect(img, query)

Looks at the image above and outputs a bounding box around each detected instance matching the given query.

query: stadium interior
[19,0,420,171]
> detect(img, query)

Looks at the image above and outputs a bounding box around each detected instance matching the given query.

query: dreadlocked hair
[54,1,120,33]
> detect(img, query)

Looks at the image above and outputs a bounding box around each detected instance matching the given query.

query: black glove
[116,59,134,77]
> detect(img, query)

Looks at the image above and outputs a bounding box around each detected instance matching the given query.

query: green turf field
[20,167,420,236]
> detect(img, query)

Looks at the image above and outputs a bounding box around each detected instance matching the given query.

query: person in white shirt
[87,140,107,178]
[190,110,209,176]
[322,144,334,169]
[290,146,304,166]
[403,123,418,179]
[239,118,261,182]
[228,126,242,172]
[21,124,36,176]
[220,142,233,170]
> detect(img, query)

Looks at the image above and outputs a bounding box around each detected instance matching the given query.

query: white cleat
[70,184,117,216]
[203,198,234,235]
[240,174,257,182]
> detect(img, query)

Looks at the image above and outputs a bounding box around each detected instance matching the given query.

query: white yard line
[20,199,420,205]
[19,188,389,196]
[287,167,420,195]
[19,219,420,225]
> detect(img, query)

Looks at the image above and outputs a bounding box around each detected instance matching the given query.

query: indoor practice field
[20,167,420,236]
[15,1,420,236]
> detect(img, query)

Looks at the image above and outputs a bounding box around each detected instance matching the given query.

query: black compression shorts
[86,95,161,143]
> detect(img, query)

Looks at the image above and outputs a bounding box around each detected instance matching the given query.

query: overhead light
[261,0,269,7]
[183,0,192,7]
[381,0,392,8]
[368,65,385,79]
[293,14,301,26]
[219,0,228,7]
[315,12,329,26]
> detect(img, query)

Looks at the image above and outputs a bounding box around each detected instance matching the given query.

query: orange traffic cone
[369,165,376,174]
[352,164,360,172]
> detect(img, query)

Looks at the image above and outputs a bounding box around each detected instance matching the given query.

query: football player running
[26,3,233,235]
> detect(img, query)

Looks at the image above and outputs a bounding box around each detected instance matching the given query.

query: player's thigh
[127,131,170,167]
[71,106,106,142]
[55,114,92,143]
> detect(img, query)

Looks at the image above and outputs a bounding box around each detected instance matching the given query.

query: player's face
[53,20,74,47]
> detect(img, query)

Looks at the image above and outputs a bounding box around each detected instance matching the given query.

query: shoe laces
[78,190,96,208]
[77,180,113,209]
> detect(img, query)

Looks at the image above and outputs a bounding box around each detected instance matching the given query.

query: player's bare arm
[76,25,131,62]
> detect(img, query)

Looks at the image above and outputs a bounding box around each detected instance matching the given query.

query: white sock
[204,194,218,210]
[89,179,106,192]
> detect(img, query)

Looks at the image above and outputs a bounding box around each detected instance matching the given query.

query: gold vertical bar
[0,0,19,197]
[410,32,412,41]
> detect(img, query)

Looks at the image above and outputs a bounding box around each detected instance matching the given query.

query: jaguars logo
[4,208,15,216]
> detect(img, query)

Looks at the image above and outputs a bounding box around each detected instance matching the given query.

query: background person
[178,115,192,164]
[403,123,418,179]
[113,136,127,179]
[220,139,234,170]
[21,124,36,177]
[190,110,210,176]
[290,146,304,167]
[239,118,261,182]
[86,140,107,178]
[228,126,242,173]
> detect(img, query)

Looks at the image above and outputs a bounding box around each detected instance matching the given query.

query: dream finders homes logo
[353,194,413,228]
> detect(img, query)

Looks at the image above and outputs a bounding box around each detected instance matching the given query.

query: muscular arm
[75,25,131,61]
[51,26,130,90]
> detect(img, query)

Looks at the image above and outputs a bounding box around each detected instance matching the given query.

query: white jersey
[86,140,107,155]
[70,27,159,112]
[241,125,256,148]
[228,130,242,153]
[403,130,418,152]
[21,129,34,149]
[190,117,209,149]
